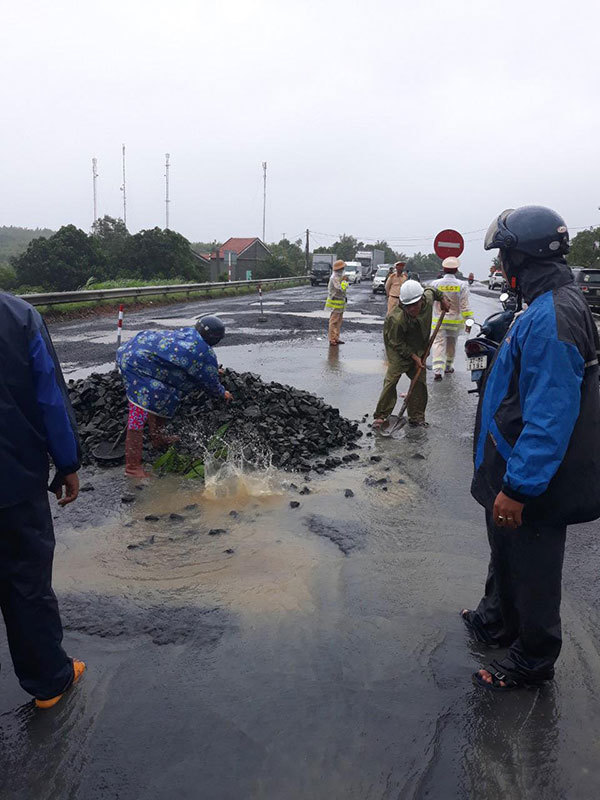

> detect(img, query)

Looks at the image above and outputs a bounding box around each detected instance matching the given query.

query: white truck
[355,249,385,279]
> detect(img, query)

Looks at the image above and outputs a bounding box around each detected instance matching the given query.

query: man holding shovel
[373,280,450,429]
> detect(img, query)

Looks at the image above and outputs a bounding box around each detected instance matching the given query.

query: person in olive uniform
[373,280,449,427]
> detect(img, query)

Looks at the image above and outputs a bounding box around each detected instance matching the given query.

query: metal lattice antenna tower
[262,161,267,241]
[120,144,127,227]
[165,153,170,230]
[92,157,98,225]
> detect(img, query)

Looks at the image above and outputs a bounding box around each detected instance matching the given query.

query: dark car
[572,267,600,312]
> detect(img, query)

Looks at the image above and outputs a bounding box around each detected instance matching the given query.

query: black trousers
[470,510,566,681]
[0,492,73,700]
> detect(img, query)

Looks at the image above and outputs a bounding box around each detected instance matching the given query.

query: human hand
[493,491,524,529]
[441,298,451,313]
[56,473,79,507]
[224,391,233,403]
[411,354,425,370]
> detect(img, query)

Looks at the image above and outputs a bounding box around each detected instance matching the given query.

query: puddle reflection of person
[326,343,341,371]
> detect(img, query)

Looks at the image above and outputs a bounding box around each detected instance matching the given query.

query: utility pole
[92,157,98,226]
[305,228,310,274]
[120,144,127,228]
[262,161,267,241]
[165,153,170,230]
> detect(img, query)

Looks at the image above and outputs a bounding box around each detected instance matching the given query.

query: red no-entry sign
[434,229,464,260]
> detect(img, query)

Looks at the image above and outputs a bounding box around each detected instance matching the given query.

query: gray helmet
[195,315,225,345]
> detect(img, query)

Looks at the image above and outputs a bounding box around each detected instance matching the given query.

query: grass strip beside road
[38,279,306,321]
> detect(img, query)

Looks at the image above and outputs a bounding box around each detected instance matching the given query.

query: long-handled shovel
[379,310,446,437]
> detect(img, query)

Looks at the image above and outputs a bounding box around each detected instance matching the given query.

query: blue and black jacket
[0,293,80,509]
[471,259,600,525]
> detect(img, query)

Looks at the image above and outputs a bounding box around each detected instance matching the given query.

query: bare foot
[477,668,506,687]
[125,467,152,478]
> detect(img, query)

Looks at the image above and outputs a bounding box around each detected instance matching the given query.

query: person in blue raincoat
[116,315,232,477]
[462,206,600,692]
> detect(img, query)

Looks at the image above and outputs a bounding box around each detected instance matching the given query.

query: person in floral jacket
[116,315,232,477]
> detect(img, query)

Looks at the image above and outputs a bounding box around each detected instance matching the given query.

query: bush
[120,228,208,282]
[0,265,18,291]
[12,225,107,291]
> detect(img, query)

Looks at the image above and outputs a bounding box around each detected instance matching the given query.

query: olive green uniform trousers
[374,352,427,422]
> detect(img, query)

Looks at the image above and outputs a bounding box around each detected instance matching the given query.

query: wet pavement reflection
[1,288,600,799]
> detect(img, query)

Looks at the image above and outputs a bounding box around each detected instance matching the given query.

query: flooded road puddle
[3,291,600,799]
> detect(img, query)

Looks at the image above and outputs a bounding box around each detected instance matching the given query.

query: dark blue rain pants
[469,511,566,682]
[0,492,74,700]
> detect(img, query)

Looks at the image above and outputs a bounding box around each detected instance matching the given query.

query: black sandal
[472,660,549,692]
[459,609,500,649]
[472,666,521,692]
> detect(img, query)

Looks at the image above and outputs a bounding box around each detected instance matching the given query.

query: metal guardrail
[18,276,309,307]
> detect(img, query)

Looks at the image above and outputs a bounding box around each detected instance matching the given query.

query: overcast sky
[2,0,599,275]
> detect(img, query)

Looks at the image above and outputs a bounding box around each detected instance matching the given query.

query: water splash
[203,437,282,500]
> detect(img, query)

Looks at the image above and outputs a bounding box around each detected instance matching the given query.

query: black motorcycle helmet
[195,315,225,346]
[484,205,570,273]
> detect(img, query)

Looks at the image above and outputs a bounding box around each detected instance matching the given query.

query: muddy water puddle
[53,455,420,624]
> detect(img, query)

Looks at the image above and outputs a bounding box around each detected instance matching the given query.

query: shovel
[379,310,446,437]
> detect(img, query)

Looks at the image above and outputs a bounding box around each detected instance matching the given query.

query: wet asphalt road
[1,282,600,799]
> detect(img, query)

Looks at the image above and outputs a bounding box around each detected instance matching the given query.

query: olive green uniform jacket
[383,287,444,368]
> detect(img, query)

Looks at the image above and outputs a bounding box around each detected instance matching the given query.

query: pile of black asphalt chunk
[67,369,362,471]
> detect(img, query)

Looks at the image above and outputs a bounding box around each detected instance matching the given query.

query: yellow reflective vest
[430,274,473,329]
[325,272,348,311]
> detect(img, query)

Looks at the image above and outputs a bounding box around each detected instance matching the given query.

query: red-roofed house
[201,237,271,281]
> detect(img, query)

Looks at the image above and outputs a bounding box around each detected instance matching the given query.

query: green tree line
[1,217,209,292]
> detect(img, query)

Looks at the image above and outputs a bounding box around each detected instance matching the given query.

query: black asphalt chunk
[67,368,362,472]
[290,501,300,509]
[127,535,155,550]
[121,494,136,504]
[169,513,186,521]
[208,528,227,536]
[145,514,160,521]
[344,489,354,498]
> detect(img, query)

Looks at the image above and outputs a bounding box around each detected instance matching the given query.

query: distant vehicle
[310,253,336,286]
[355,249,385,279]
[572,267,600,312]
[343,263,362,284]
[372,265,392,294]
[489,271,504,290]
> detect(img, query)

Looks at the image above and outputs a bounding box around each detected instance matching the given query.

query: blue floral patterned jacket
[116,328,225,418]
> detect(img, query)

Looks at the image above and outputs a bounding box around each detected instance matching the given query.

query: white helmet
[400,279,424,306]
[442,256,460,270]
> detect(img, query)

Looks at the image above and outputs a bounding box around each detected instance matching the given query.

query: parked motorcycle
[464,292,520,394]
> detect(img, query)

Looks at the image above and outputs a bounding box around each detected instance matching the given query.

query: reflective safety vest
[325,273,348,311]
[430,273,473,330]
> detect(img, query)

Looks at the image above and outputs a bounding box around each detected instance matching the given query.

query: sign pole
[117,304,124,348]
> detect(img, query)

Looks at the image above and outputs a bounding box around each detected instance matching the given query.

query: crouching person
[116,315,232,478]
